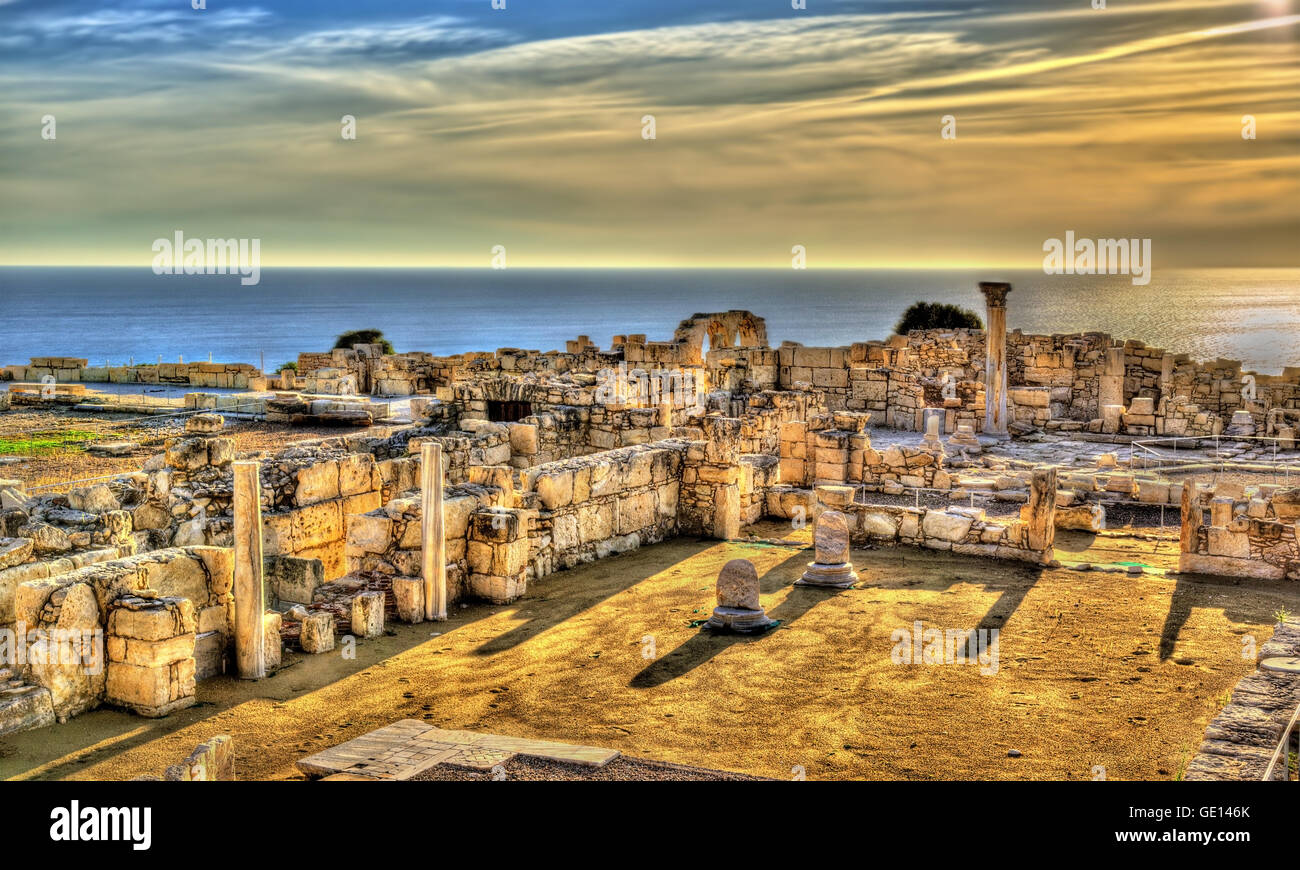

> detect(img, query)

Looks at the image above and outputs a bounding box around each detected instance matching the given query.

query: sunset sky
[1,0,1297,268]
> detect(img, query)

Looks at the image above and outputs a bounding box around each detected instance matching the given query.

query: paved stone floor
[298,721,620,780]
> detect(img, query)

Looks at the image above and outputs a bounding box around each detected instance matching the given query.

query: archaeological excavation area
[2,289,1299,782]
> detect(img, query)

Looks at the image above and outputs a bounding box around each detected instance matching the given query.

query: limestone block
[535,471,574,509]
[470,573,526,604]
[131,502,170,531]
[1210,497,1236,527]
[194,546,234,596]
[263,612,282,671]
[265,555,323,606]
[295,500,344,550]
[713,484,740,540]
[617,491,656,534]
[166,735,234,781]
[861,512,897,538]
[207,438,235,467]
[1135,480,1170,504]
[347,513,394,555]
[108,633,196,669]
[23,522,71,555]
[105,657,196,716]
[300,611,335,654]
[921,510,974,543]
[109,598,196,641]
[68,484,120,514]
[0,536,33,570]
[351,591,385,639]
[393,577,424,622]
[508,423,539,455]
[185,413,224,435]
[294,461,341,506]
[492,538,530,577]
[577,504,613,543]
[338,454,378,498]
[1207,528,1251,559]
[164,437,209,471]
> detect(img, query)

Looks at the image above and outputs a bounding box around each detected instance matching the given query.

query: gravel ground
[0,406,351,489]
[414,756,771,781]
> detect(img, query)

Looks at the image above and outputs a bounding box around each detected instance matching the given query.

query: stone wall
[524,443,685,575]
[778,414,946,492]
[345,483,503,606]
[13,546,233,719]
[1179,483,1300,580]
[13,358,259,389]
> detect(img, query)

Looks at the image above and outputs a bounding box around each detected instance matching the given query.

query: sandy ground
[3,521,1294,782]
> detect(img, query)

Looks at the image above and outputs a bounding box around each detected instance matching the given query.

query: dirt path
[2,523,1293,781]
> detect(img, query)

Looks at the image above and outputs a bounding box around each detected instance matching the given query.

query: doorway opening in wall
[487,400,532,422]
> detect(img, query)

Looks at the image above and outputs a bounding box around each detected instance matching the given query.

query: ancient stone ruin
[1,290,1299,782]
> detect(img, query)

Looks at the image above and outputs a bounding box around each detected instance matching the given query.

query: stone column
[980,282,1012,436]
[1099,346,1126,410]
[1179,482,1201,554]
[1025,466,1057,555]
[232,461,266,680]
[421,442,448,621]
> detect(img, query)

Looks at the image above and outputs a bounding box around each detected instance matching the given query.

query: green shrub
[275,361,297,373]
[334,329,394,354]
[894,302,983,335]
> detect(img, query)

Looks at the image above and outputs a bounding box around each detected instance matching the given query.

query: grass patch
[0,429,104,455]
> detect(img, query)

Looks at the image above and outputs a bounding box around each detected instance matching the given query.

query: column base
[795,562,858,588]
[704,606,777,634]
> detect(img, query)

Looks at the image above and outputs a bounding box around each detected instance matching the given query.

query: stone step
[0,683,55,737]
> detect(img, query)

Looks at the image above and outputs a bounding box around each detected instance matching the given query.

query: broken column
[232,460,266,680]
[1024,466,1058,556]
[421,442,448,621]
[921,408,945,450]
[705,559,776,633]
[980,282,1012,437]
[796,510,858,588]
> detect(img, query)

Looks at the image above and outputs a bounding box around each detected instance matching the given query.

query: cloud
[1,0,1296,266]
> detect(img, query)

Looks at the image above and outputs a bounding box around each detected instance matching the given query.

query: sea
[2,267,1298,375]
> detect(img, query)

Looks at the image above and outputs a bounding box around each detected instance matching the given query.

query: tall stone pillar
[1179,482,1201,555]
[1099,346,1126,410]
[421,442,448,621]
[980,282,1012,436]
[232,461,266,680]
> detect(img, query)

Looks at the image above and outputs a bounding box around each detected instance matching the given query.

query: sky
[1,0,1297,268]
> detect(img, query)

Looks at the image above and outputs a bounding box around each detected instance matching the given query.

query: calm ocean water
[2,267,1298,374]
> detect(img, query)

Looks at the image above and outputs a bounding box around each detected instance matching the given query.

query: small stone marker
[704,559,776,633]
[393,577,424,623]
[796,510,858,588]
[301,611,336,654]
[352,591,385,638]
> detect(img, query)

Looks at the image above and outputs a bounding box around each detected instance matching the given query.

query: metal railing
[1131,433,1300,474]
[26,472,134,494]
[1262,701,1300,781]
